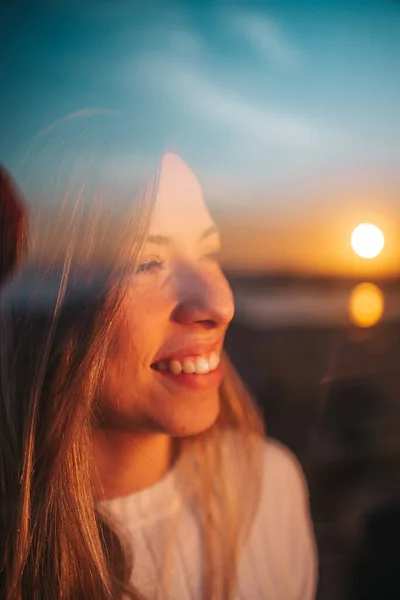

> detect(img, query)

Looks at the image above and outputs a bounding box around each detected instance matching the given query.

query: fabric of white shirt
[102,438,318,600]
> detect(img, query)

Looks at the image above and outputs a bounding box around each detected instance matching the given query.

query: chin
[161,390,221,437]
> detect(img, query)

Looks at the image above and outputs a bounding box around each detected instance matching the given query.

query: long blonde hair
[0,151,265,600]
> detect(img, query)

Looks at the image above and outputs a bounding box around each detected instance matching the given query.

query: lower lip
[152,364,223,390]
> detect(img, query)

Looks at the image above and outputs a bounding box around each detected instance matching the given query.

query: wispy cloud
[135,55,343,151]
[162,28,204,57]
[77,9,347,177]
[227,10,301,68]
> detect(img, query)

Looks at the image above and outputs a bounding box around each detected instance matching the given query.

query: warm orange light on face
[351,223,385,259]
[349,283,384,327]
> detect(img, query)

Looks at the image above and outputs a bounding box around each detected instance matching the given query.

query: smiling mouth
[151,352,220,375]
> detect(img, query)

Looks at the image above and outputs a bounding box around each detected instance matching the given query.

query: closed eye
[136,259,164,274]
[204,250,221,263]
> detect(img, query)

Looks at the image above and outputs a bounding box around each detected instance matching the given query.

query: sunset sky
[1,0,400,275]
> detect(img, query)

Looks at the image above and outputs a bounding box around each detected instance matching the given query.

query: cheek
[102,313,143,397]
[99,332,147,425]
[124,284,168,324]
[102,340,138,406]
[105,294,165,384]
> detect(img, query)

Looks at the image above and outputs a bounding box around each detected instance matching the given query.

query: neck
[92,429,175,500]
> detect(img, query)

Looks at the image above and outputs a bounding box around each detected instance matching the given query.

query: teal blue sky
[1,0,400,216]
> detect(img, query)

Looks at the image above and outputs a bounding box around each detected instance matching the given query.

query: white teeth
[170,360,183,375]
[182,359,196,374]
[209,352,220,370]
[154,352,220,375]
[195,357,210,374]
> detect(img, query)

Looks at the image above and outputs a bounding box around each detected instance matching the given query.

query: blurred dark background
[225,274,400,600]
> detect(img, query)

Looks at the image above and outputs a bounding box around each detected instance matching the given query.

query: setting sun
[351,223,385,259]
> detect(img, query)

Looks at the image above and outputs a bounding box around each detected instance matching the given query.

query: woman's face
[100,153,234,436]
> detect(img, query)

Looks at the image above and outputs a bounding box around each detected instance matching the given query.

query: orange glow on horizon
[218,199,400,277]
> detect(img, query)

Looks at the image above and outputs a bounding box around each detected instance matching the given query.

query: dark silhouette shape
[0,165,27,286]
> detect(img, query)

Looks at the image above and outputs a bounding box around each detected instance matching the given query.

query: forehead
[149,153,214,237]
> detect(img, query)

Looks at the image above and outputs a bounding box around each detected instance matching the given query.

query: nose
[171,264,235,329]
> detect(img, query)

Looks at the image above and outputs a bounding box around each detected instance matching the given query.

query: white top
[102,438,318,600]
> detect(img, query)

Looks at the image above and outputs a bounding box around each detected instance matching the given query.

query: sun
[351,223,385,259]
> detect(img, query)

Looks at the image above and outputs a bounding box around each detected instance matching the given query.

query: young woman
[0,149,317,600]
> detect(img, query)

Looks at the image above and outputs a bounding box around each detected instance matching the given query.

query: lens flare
[349,283,384,327]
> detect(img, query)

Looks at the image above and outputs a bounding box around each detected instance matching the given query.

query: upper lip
[152,340,222,364]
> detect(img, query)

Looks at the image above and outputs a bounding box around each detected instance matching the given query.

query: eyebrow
[146,225,220,246]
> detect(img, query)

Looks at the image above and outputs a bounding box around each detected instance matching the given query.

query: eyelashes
[205,250,221,262]
[136,259,165,275]
[136,250,221,275]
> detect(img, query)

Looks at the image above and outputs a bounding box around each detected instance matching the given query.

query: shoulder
[261,437,301,469]
[220,430,309,501]
[259,437,310,501]
[252,438,318,597]
[220,431,312,523]
[263,437,307,480]
[254,437,315,549]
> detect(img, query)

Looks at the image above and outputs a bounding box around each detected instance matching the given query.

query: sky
[1,0,400,275]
